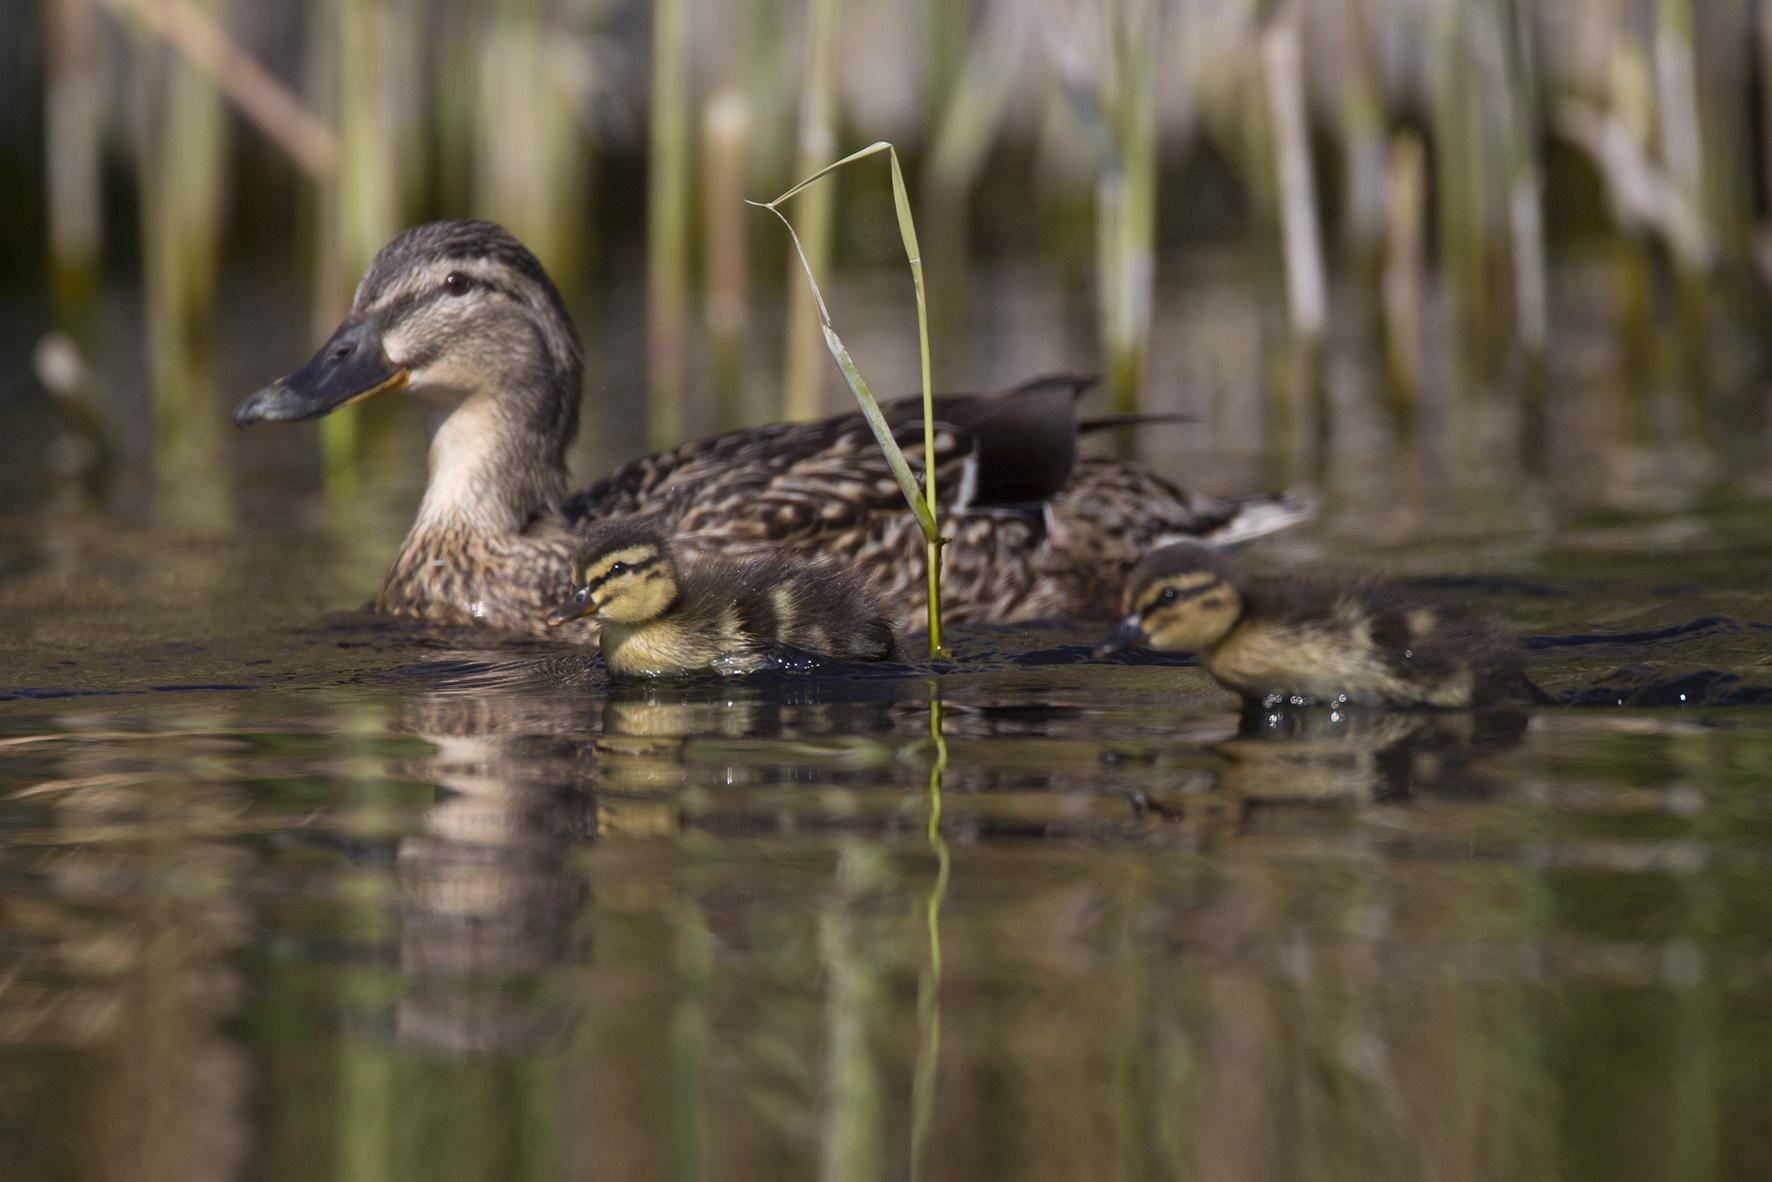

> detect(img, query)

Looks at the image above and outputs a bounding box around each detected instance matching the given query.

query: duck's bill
[232,319,407,427]
[545,586,597,627]
[1093,614,1147,658]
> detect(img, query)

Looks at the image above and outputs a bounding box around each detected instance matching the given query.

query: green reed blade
[751,140,947,654]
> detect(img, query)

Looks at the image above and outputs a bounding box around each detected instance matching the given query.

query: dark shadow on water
[1561,665,1772,708]
[1526,614,1757,649]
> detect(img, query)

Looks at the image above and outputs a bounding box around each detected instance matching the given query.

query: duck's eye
[606,562,629,576]
[442,271,469,296]
[1158,586,1180,605]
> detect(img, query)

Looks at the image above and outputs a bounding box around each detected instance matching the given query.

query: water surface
[3,260,1772,1180]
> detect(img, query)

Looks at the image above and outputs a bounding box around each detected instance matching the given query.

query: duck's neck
[410,393,570,539]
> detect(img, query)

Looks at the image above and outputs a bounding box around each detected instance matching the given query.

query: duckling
[232,219,1309,638]
[1095,544,1531,708]
[544,521,896,676]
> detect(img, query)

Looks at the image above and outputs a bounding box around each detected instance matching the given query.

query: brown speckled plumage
[236,220,1310,640]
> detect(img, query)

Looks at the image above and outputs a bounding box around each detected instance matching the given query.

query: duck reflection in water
[590,680,918,838]
[385,688,596,1054]
[1105,709,1524,842]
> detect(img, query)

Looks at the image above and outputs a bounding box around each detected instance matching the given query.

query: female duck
[1096,544,1530,707]
[545,521,895,676]
[231,219,1309,637]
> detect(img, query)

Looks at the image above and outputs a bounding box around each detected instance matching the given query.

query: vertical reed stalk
[1498,0,1548,385]
[648,0,691,449]
[754,142,946,656]
[1429,0,1493,371]
[141,17,226,403]
[819,845,887,1182]
[922,2,1026,370]
[1097,0,1158,415]
[783,0,840,421]
[336,0,402,275]
[316,0,407,489]
[1599,26,1658,414]
[1653,0,1713,411]
[742,0,796,194]
[1654,0,1707,238]
[474,0,590,283]
[45,0,104,333]
[908,697,949,1181]
[1339,0,1389,263]
[304,0,353,487]
[703,90,751,428]
[1763,2,1772,225]
[1261,10,1328,398]
[131,0,227,532]
[671,904,712,1182]
[1381,132,1426,437]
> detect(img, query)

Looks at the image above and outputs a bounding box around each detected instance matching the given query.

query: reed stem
[46,0,104,334]
[1340,0,1388,262]
[133,0,226,461]
[753,142,946,656]
[909,696,949,1180]
[1097,0,1157,415]
[648,0,690,449]
[783,0,840,421]
[703,88,751,428]
[1382,132,1426,436]
[1262,10,1328,370]
[101,0,335,176]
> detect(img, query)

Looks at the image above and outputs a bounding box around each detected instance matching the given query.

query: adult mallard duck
[233,219,1308,638]
[545,519,895,675]
[1097,543,1532,707]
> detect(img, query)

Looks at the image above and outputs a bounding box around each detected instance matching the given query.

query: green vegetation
[753,142,947,656]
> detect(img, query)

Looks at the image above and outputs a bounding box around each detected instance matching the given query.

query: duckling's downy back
[733,561,897,663]
[1105,544,1531,708]
[552,520,895,674]
[1234,574,1530,707]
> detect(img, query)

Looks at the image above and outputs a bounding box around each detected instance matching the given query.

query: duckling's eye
[1158,587,1180,605]
[442,271,469,296]
[607,562,629,576]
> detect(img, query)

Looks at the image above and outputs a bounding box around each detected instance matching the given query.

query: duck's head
[1095,543,1244,656]
[547,523,681,628]
[233,219,582,444]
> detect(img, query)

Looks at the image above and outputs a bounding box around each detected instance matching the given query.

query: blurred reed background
[9,0,1772,498]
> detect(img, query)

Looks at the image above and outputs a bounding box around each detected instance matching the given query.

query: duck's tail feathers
[1076,412,1195,435]
[1173,489,1316,549]
[1006,372,1102,402]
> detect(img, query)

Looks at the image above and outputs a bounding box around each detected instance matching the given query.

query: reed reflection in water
[4,628,1771,1179]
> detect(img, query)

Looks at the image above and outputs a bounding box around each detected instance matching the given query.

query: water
[4,256,1772,1180]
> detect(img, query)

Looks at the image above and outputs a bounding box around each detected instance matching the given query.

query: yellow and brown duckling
[1096,544,1530,708]
[544,521,896,676]
[232,219,1309,639]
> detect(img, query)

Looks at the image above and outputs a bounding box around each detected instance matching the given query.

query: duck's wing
[565,373,1121,545]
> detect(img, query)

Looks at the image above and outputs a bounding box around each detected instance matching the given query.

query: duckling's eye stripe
[581,555,659,593]
[1137,578,1219,617]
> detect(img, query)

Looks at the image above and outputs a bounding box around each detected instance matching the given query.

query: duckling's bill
[232,318,408,427]
[1094,614,1148,657]
[546,585,598,627]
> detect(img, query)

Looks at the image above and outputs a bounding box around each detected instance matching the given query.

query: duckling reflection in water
[546,521,896,676]
[1097,543,1532,708]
